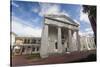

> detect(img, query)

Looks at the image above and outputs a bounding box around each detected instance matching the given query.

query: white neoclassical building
[40,14,80,58]
[11,14,96,58]
[80,36,96,51]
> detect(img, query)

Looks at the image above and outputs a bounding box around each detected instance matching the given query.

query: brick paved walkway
[11,50,96,66]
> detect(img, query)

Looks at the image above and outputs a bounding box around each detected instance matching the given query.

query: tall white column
[76,30,81,51]
[58,27,63,53]
[68,29,72,52]
[86,38,90,50]
[40,24,49,58]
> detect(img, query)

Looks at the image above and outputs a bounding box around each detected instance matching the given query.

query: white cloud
[12,16,42,37]
[61,10,70,17]
[85,27,93,35]
[85,27,92,32]
[32,8,40,13]
[79,27,93,37]
[80,7,90,23]
[39,3,60,16]
[39,3,70,17]
[31,17,39,23]
[79,31,87,36]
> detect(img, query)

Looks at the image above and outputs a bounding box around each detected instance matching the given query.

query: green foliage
[83,5,96,18]
[25,53,41,59]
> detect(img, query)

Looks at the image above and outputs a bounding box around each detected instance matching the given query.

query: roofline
[16,36,41,39]
[45,17,79,27]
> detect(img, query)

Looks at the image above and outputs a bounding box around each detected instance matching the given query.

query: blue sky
[11,1,93,37]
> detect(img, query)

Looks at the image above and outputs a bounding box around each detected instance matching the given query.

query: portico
[40,14,80,58]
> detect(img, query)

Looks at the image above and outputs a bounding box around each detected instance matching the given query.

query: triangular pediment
[45,14,79,26]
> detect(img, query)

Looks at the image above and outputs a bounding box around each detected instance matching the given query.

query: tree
[82,5,96,46]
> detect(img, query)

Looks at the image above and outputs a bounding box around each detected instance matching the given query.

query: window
[22,47,25,52]
[62,35,64,39]
[38,40,41,44]
[62,41,64,45]
[83,45,85,48]
[88,44,91,48]
[24,39,30,44]
[55,42,58,49]
[28,46,31,48]
[37,47,39,51]
[27,39,30,44]
[65,48,67,52]
[24,39,27,44]
[31,39,36,44]
[32,47,35,51]
[34,40,36,44]
[67,42,69,48]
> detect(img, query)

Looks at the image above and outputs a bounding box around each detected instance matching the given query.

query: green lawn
[25,53,41,59]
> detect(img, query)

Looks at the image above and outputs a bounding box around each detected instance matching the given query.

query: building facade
[12,36,41,55]
[11,15,96,58]
[40,14,80,58]
[80,36,96,51]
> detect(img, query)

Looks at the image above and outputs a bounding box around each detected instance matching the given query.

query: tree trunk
[88,15,96,46]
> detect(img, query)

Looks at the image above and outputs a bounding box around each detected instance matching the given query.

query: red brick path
[11,50,96,66]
